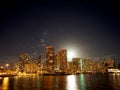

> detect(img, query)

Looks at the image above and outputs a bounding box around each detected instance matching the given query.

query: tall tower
[45,46,55,73]
[56,49,67,72]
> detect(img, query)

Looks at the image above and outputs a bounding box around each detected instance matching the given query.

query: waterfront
[0,74,120,90]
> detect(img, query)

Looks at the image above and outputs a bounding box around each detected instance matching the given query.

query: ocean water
[0,74,120,90]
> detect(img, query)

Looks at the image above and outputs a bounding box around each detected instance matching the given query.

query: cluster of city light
[0,64,9,70]
[0,64,10,75]
[0,45,120,77]
[0,64,17,76]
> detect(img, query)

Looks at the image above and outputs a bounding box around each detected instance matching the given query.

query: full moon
[59,44,80,62]
[67,50,76,62]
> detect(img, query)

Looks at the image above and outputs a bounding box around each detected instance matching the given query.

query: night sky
[0,1,120,65]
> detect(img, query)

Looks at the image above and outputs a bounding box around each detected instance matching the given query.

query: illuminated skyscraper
[45,46,55,73]
[56,49,67,72]
[19,53,31,72]
[72,58,81,73]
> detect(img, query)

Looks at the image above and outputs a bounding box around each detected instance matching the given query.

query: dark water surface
[0,74,120,90]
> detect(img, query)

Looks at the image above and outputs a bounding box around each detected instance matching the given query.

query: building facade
[45,46,55,73]
[56,49,67,72]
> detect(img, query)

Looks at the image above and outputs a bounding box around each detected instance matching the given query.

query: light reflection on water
[2,77,9,90]
[79,74,86,90]
[66,75,79,90]
[0,74,120,90]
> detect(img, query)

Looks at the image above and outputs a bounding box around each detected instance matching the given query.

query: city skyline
[0,1,120,65]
